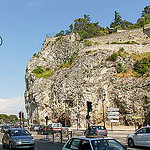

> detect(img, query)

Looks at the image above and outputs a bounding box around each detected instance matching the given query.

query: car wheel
[2,141,5,148]
[9,142,14,150]
[128,138,135,148]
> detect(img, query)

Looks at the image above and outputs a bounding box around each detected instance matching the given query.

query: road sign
[108,112,119,115]
[132,117,142,119]
[110,120,119,122]
[107,108,119,112]
[108,116,119,119]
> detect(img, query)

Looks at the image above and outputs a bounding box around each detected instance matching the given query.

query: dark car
[2,128,35,149]
[84,125,107,137]
[37,125,48,135]
[1,125,11,133]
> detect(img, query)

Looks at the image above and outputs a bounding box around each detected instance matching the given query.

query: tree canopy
[55,5,150,39]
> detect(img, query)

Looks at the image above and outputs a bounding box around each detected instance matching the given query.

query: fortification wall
[88,28,150,45]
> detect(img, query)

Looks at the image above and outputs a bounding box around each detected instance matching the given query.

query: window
[80,140,92,150]
[146,128,150,133]
[136,128,147,134]
[91,139,124,150]
[65,138,81,149]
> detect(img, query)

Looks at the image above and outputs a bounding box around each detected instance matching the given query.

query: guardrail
[47,129,84,143]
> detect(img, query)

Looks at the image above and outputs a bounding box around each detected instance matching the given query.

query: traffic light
[86,115,91,119]
[87,101,92,112]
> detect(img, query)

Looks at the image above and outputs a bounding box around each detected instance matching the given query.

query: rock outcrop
[25,28,150,128]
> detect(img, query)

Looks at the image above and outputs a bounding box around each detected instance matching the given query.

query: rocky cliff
[25,28,150,128]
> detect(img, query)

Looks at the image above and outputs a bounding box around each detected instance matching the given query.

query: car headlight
[12,139,22,144]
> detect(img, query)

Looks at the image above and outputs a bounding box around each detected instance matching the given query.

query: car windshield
[11,130,30,136]
[91,139,124,150]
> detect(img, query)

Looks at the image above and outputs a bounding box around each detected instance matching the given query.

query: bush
[116,63,123,73]
[32,66,43,74]
[133,58,149,75]
[106,53,118,61]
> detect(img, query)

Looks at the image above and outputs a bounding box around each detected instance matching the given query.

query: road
[0,130,149,150]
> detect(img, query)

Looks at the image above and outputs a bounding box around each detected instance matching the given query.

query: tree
[110,11,122,29]
[120,20,133,29]
[142,6,150,17]
[69,24,74,33]
[84,14,91,23]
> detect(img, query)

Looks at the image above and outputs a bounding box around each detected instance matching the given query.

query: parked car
[47,123,62,133]
[29,124,40,131]
[2,128,35,149]
[1,125,11,133]
[84,125,107,137]
[62,137,127,150]
[37,125,48,135]
[127,126,150,147]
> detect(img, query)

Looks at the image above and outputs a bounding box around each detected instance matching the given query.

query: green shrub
[116,63,123,73]
[32,66,43,74]
[59,51,78,68]
[133,58,149,75]
[83,40,93,46]
[106,53,118,61]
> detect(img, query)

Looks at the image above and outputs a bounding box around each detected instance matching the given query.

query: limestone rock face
[25,31,150,127]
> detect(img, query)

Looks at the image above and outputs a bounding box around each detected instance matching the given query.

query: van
[48,123,62,132]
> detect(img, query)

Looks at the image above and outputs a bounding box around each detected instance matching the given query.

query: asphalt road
[0,130,149,150]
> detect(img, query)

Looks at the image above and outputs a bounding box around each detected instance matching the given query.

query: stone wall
[88,28,150,45]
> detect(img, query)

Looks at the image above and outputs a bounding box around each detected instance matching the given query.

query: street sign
[107,108,119,112]
[108,116,119,119]
[110,120,119,122]
[132,117,142,119]
[108,112,119,115]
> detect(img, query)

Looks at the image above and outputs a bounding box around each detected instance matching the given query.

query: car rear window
[54,124,61,127]
[97,126,106,130]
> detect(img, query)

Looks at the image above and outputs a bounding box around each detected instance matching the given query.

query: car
[1,125,11,133]
[84,125,107,137]
[62,137,127,150]
[47,123,62,133]
[127,126,150,148]
[37,125,48,135]
[29,124,40,131]
[2,128,35,149]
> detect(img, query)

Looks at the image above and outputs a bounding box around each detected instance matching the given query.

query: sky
[0,0,149,118]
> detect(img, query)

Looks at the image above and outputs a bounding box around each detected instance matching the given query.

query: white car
[127,126,150,147]
[62,137,126,150]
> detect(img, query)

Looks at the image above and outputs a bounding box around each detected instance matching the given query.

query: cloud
[0,97,26,118]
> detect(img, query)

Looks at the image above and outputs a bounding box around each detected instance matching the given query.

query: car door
[142,127,150,146]
[133,128,147,146]
[64,138,82,150]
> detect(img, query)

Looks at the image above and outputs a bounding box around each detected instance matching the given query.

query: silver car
[62,137,127,150]
[2,128,35,149]
[127,126,150,147]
